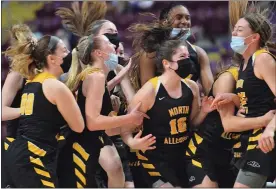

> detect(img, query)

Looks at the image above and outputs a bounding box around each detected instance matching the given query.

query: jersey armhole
[186,40,197,53]
[181,79,192,90]
[149,77,161,97]
[252,49,276,66]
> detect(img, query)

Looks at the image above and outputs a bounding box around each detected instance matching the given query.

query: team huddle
[2,1,276,188]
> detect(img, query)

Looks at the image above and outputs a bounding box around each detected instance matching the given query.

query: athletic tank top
[235,49,276,151]
[186,67,240,165]
[76,68,113,147]
[6,78,26,138]
[185,41,200,82]
[142,77,193,160]
[17,72,66,147]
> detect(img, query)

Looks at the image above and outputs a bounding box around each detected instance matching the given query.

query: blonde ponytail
[66,48,82,91]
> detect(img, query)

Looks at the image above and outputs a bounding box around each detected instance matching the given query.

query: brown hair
[56,1,107,37]
[128,13,189,91]
[3,24,60,79]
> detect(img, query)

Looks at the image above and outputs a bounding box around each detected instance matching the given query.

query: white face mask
[170,28,191,40]
[230,34,254,55]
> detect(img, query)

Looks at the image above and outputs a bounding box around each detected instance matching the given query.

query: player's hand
[129,102,150,126]
[129,130,156,151]
[201,96,216,113]
[258,126,275,153]
[211,93,234,109]
[236,108,246,117]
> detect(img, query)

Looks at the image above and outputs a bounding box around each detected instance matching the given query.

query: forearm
[120,76,135,104]
[221,115,267,132]
[107,66,129,92]
[266,115,276,131]
[2,107,20,121]
[105,127,121,136]
[120,128,134,146]
[87,114,132,131]
[191,109,208,127]
[230,94,240,108]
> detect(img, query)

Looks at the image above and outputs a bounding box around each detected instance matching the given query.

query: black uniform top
[142,77,193,161]
[17,72,66,147]
[235,49,276,151]
[186,67,240,165]
[6,78,26,138]
[185,41,200,82]
[75,68,113,150]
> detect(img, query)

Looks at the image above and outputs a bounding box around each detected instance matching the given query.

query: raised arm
[2,71,23,121]
[85,72,146,131]
[195,46,214,95]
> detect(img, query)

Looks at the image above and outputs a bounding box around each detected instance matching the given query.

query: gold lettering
[173,107,178,116]
[183,106,189,114]
[169,109,175,117]
[178,106,183,114]
[236,79,244,89]
[163,136,188,144]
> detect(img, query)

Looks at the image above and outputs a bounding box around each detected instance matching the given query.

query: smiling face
[168,5,191,29]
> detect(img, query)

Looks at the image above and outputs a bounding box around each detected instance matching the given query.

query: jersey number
[169,117,187,135]
[20,93,35,115]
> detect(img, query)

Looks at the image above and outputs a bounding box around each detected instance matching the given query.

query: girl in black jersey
[122,40,215,187]
[185,66,240,188]
[2,24,85,188]
[212,6,276,188]
[57,34,147,188]
[129,2,213,95]
[56,3,135,186]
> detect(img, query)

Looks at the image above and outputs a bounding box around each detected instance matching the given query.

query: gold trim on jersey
[41,179,55,188]
[79,67,102,81]
[30,156,44,167]
[253,49,276,62]
[26,72,56,84]
[149,77,161,96]
[217,66,239,82]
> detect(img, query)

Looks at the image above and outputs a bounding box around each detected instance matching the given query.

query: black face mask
[104,33,120,50]
[171,58,192,79]
[61,52,72,73]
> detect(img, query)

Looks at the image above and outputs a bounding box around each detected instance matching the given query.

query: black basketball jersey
[6,78,26,138]
[142,77,193,160]
[185,41,200,82]
[75,68,113,149]
[235,49,276,151]
[186,67,240,166]
[17,72,66,147]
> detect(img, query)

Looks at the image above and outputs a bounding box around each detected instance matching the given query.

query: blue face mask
[230,35,253,55]
[170,28,191,40]
[104,53,119,71]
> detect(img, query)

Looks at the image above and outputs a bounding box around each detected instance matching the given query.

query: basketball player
[57,34,148,188]
[2,25,85,187]
[129,2,213,95]
[212,6,276,187]
[122,40,215,187]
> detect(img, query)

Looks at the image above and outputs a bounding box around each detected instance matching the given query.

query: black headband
[48,36,60,52]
